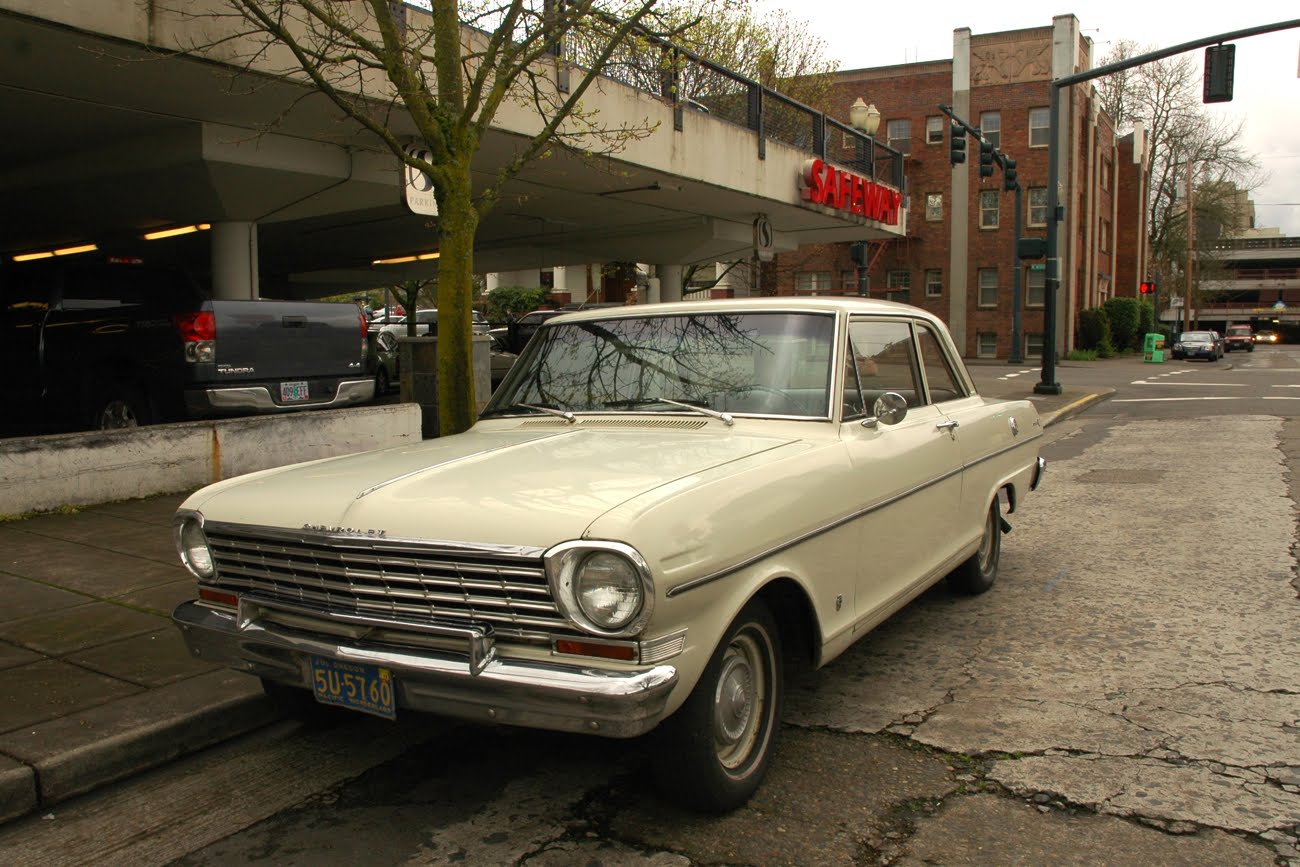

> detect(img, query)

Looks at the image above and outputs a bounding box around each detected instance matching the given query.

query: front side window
[887,119,911,156]
[980,111,1001,149]
[843,318,923,417]
[1028,107,1050,147]
[1028,187,1048,227]
[978,268,999,307]
[980,190,1000,229]
[486,312,837,418]
[926,192,943,221]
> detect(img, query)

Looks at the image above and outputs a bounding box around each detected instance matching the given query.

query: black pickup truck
[1,257,374,434]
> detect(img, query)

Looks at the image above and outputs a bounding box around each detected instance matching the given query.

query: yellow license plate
[309,656,395,720]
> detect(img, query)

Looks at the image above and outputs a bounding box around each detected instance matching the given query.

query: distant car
[1172,331,1222,361]
[487,330,518,388]
[506,302,626,353]
[1223,324,1254,352]
[366,328,400,393]
[1255,330,1280,345]
[380,308,489,338]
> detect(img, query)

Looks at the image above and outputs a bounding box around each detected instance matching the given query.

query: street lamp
[849,97,880,178]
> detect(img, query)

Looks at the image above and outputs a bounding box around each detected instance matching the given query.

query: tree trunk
[435,173,480,436]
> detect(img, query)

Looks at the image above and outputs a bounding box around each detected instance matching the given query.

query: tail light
[174,311,216,363]
[359,311,369,360]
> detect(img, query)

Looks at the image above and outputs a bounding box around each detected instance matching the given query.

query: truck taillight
[359,311,368,359]
[174,311,216,363]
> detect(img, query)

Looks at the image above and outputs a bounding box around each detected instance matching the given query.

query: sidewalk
[0,380,1112,824]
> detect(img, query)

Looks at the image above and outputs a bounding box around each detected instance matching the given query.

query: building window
[1099,218,1111,252]
[926,192,943,221]
[1101,158,1112,191]
[887,270,911,290]
[926,116,944,144]
[1025,333,1045,359]
[978,268,999,307]
[886,119,911,156]
[1028,187,1048,227]
[796,271,832,293]
[925,269,943,297]
[841,270,858,292]
[980,190,1000,229]
[977,332,998,358]
[980,111,1001,149]
[1029,107,1050,147]
[1026,268,1046,307]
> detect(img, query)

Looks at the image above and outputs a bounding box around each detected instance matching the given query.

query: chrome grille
[203,523,571,635]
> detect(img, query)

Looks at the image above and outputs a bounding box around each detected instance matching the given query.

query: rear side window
[916,325,968,404]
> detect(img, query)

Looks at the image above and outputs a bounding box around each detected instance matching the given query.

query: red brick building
[772,16,1150,360]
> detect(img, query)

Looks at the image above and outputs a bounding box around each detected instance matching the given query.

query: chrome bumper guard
[172,599,678,738]
[1030,456,1047,491]
[198,379,375,413]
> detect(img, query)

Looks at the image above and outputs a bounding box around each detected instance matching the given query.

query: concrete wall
[0,404,423,516]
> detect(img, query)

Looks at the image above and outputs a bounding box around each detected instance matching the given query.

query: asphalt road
[3,362,1298,866]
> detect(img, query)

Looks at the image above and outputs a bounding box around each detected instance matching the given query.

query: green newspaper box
[1143,333,1165,363]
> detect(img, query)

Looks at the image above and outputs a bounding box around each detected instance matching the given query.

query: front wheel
[947,500,1002,595]
[652,598,783,813]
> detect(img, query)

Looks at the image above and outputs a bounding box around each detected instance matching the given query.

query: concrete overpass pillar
[212,221,259,300]
[657,264,684,302]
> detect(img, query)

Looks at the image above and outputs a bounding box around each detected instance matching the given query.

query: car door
[840,317,964,628]
[913,322,1029,545]
[0,266,54,420]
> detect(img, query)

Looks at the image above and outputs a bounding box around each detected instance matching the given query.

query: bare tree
[165,0,718,434]
[1097,40,1262,287]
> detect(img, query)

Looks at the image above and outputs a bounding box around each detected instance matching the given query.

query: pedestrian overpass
[0,2,906,301]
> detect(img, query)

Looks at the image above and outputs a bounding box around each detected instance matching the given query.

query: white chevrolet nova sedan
[172,297,1045,812]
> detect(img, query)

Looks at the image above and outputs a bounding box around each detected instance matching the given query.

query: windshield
[1227,326,1251,335]
[1179,332,1212,342]
[484,311,836,418]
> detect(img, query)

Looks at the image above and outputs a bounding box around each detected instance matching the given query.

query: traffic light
[1203,44,1235,103]
[949,124,966,166]
[1002,158,1017,191]
[979,141,995,178]
[1139,281,1155,295]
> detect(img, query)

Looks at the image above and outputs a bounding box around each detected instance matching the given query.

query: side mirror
[862,392,908,428]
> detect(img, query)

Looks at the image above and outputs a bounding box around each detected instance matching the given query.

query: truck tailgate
[211,301,362,380]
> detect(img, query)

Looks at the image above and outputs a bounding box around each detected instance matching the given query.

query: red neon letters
[800,159,902,225]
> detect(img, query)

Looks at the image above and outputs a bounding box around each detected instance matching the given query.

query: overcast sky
[754,2,1300,236]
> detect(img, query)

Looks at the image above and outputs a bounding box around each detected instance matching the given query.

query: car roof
[541,297,947,328]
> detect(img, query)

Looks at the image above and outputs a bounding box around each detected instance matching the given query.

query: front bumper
[172,600,678,738]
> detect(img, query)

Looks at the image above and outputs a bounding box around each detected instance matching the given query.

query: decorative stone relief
[971,39,1052,87]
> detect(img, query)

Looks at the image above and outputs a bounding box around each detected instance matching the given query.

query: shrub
[1137,299,1155,339]
[1103,296,1142,351]
[1066,348,1098,361]
[485,285,549,324]
[1078,307,1114,356]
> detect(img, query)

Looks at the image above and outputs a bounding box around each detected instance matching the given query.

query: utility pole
[1185,160,1195,332]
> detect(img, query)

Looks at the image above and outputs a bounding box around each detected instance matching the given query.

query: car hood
[184,424,803,548]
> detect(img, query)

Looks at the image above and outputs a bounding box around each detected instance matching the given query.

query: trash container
[1143,332,1165,363]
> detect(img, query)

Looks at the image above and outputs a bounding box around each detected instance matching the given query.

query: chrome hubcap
[712,630,768,769]
[101,400,138,429]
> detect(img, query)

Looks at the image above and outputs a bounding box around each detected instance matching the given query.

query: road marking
[1270,384,1300,388]
[1130,381,1245,386]
[1112,396,1244,403]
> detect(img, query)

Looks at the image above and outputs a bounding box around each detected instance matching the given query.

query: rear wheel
[375,365,391,395]
[92,383,150,430]
[947,501,1002,595]
[652,598,783,813]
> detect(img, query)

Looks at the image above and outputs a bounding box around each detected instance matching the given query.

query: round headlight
[575,551,643,630]
[177,517,215,579]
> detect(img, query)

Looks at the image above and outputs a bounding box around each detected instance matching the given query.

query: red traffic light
[1139,281,1155,294]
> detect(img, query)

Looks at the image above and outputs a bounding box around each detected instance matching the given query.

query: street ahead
[3,353,1298,867]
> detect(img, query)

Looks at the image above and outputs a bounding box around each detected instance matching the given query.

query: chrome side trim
[667,431,1044,598]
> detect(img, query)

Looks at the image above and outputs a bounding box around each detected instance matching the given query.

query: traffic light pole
[1038,17,1300,395]
[1008,181,1024,364]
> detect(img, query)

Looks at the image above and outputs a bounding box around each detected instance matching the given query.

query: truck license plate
[309,656,396,720]
[280,380,310,402]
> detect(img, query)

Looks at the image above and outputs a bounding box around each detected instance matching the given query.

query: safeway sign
[403,144,439,217]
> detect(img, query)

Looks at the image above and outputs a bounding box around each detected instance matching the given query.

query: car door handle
[936,419,959,438]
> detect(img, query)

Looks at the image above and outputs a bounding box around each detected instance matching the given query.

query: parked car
[380,308,490,339]
[1171,331,1223,361]
[504,301,626,353]
[1255,330,1280,345]
[171,297,1045,812]
[1223,324,1254,352]
[1,256,372,434]
[487,329,517,388]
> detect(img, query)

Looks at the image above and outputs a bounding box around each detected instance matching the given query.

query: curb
[1041,388,1114,428]
[0,671,278,824]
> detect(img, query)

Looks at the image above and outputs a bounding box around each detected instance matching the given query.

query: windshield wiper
[482,403,576,423]
[644,397,738,428]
